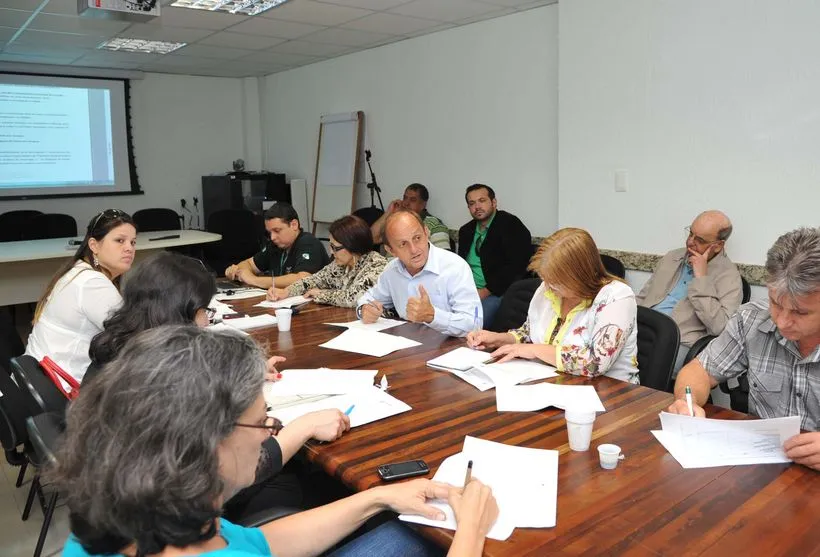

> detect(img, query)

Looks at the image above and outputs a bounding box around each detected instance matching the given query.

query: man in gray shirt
[668,227,820,470]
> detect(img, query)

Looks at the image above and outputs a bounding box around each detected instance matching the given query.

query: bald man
[637,211,743,374]
[357,210,481,338]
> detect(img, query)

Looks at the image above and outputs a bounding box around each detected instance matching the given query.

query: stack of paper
[479,359,559,386]
[269,386,411,428]
[319,328,421,357]
[427,347,559,391]
[208,322,249,336]
[264,369,378,397]
[399,436,558,540]
[256,295,311,309]
[223,314,278,331]
[208,297,237,320]
[652,412,800,468]
[215,288,267,301]
[495,382,605,412]
[324,318,405,332]
[428,347,493,371]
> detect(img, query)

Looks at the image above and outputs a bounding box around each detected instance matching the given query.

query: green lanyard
[279,251,288,275]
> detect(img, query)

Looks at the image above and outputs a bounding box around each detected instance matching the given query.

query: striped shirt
[698,300,820,431]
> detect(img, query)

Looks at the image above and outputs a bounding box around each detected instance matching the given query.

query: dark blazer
[458,210,532,297]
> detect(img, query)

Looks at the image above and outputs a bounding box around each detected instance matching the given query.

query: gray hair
[52,325,265,555]
[717,222,733,241]
[766,227,820,299]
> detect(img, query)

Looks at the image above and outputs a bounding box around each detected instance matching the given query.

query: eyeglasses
[205,307,217,319]
[684,226,721,247]
[235,416,283,436]
[91,209,128,232]
[329,242,346,253]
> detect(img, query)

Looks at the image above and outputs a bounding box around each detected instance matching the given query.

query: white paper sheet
[319,328,421,357]
[222,314,278,331]
[269,387,411,428]
[255,295,311,309]
[215,288,267,301]
[427,347,494,372]
[208,297,237,319]
[478,359,558,387]
[324,318,405,332]
[208,323,249,336]
[399,436,558,540]
[495,382,606,412]
[263,369,378,396]
[652,412,800,468]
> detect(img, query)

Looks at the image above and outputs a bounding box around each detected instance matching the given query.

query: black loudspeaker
[202,172,292,226]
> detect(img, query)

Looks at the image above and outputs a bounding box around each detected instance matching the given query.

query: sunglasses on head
[91,209,128,232]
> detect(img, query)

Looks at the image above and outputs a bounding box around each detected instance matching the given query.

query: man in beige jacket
[637,211,743,376]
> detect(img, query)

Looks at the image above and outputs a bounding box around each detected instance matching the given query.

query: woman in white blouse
[25,209,136,382]
[468,227,639,384]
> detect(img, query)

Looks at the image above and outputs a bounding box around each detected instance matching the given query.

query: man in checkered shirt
[668,227,820,470]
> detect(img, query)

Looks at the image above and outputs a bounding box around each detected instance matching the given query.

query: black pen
[463,460,473,487]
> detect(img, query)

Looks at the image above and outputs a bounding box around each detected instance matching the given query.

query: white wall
[262,6,559,236]
[0,72,247,231]
[559,0,820,265]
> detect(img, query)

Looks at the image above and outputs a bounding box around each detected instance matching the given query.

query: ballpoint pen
[685,385,694,417]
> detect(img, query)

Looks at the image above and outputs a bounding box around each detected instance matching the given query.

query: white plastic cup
[275,309,292,332]
[597,444,625,470]
[565,410,596,452]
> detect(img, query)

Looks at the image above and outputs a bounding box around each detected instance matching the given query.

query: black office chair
[636,306,680,392]
[24,412,64,557]
[10,356,68,418]
[489,278,541,333]
[0,369,39,488]
[21,213,78,240]
[133,208,182,232]
[0,210,43,242]
[352,206,384,227]
[601,254,626,279]
[204,209,264,275]
[740,276,751,305]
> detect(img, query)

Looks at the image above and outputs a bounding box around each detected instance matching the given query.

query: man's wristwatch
[356,304,364,320]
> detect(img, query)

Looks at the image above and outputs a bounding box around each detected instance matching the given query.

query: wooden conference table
[232,297,820,557]
[0,229,220,306]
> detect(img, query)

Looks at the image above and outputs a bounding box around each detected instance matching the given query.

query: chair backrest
[21,213,78,240]
[0,307,24,377]
[10,356,68,417]
[601,254,626,279]
[204,209,263,273]
[133,208,181,232]
[741,276,751,304]
[0,367,37,452]
[0,210,43,242]
[636,306,681,391]
[489,278,541,333]
[352,207,384,227]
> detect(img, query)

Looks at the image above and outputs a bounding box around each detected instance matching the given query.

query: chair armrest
[683,335,717,366]
[236,506,303,528]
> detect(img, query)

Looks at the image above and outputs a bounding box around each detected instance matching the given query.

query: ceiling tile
[260,0,372,26]
[477,0,550,7]
[341,12,441,35]
[0,46,85,63]
[14,29,108,49]
[403,21,453,38]
[72,50,161,64]
[227,17,324,39]
[300,26,392,47]
[510,0,558,9]
[43,0,82,15]
[139,53,221,68]
[122,23,215,43]
[223,59,289,73]
[237,49,318,67]
[314,0,412,9]
[149,7,247,30]
[198,31,286,50]
[0,52,81,64]
[0,26,18,44]
[0,0,38,11]
[388,0,500,22]
[27,13,131,35]
[456,7,514,25]
[174,43,255,59]
[267,39,350,57]
[0,8,36,27]
[71,56,151,69]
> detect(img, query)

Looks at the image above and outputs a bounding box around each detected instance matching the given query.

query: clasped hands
[361,286,435,324]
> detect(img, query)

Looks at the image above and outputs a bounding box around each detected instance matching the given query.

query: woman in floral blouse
[467,228,639,383]
[267,215,387,308]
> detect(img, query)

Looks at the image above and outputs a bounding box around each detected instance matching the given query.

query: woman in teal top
[56,326,498,557]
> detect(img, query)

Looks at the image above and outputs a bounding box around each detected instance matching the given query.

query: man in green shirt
[371,183,451,252]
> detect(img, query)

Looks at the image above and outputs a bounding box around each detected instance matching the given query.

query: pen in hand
[463,459,473,487]
[685,385,694,417]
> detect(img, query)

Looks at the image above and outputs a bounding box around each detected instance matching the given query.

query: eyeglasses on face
[234,416,283,436]
[205,307,217,320]
[329,242,346,253]
[684,226,721,247]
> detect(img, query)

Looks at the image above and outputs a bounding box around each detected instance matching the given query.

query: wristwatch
[355,304,364,320]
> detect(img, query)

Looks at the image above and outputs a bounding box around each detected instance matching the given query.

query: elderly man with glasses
[637,210,743,376]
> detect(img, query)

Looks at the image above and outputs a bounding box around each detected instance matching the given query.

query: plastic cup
[275,309,292,332]
[565,410,596,452]
[597,443,625,470]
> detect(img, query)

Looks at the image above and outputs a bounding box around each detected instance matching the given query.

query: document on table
[208,322,249,336]
[255,295,311,309]
[319,328,421,357]
[264,369,378,396]
[208,297,237,319]
[222,314,278,331]
[495,382,606,412]
[399,435,558,540]
[324,318,405,332]
[652,412,801,468]
[478,359,558,387]
[215,288,267,301]
[428,348,557,391]
[269,386,411,428]
[427,347,493,372]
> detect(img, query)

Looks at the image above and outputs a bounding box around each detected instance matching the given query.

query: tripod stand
[365,149,384,211]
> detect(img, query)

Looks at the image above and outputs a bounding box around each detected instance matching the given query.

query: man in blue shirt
[358,210,482,337]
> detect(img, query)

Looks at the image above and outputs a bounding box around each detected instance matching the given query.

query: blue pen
[344,404,355,416]
[473,306,479,332]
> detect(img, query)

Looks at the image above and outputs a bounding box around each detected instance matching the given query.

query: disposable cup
[597,443,625,469]
[275,309,292,332]
[565,410,596,452]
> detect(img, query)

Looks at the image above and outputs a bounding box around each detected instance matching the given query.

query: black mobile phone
[377,460,429,482]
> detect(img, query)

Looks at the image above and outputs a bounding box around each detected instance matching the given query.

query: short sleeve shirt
[252,231,329,277]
